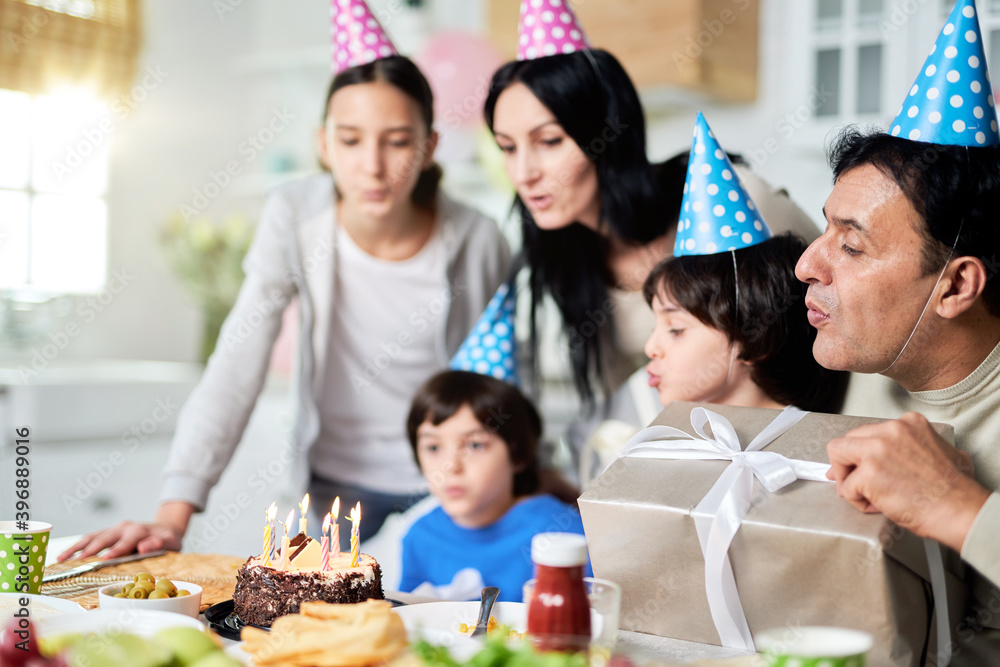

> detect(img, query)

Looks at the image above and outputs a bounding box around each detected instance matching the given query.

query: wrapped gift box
[578,401,966,667]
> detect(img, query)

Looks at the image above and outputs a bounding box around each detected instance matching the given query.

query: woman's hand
[56,501,195,561]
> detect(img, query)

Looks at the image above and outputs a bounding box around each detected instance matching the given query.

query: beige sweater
[843,341,1000,664]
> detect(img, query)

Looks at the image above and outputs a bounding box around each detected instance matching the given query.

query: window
[812,0,886,117]
[0,88,109,293]
[0,0,139,294]
[940,1,1000,102]
[985,6,1000,92]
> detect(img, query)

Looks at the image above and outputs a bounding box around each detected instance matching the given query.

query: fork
[470,586,501,638]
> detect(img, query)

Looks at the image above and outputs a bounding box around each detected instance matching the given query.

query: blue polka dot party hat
[673,113,771,257]
[890,0,998,146]
[449,281,519,385]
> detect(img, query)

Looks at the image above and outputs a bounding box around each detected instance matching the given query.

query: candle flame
[299,493,310,515]
[266,502,277,522]
[282,508,295,533]
[322,513,331,532]
[332,497,340,517]
[349,501,361,522]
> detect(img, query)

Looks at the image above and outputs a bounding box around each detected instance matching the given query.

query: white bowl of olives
[98,574,202,618]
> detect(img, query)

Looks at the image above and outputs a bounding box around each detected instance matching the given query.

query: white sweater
[843,342,1000,665]
[159,173,510,509]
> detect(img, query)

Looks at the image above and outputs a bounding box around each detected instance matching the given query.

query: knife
[42,550,168,584]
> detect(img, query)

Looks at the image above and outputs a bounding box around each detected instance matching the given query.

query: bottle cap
[531,533,588,567]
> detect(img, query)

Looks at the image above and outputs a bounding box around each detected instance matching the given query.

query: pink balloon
[415,32,505,130]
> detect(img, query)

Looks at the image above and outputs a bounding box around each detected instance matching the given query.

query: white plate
[394,600,527,636]
[225,643,253,665]
[0,593,85,620]
[393,601,527,660]
[37,608,205,638]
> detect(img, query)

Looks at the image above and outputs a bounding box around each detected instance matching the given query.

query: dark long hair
[407,371,542,497]
[323,55,442,209]
[484,50,670,407]
[643,234,849,413]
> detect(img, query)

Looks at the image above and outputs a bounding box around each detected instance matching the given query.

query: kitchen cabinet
[488,0,759,102]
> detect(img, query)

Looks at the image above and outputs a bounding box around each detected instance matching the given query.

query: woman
[59,6,509,560]
[485,4,817,408]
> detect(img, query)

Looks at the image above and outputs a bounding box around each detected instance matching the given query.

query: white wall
[642,0,841,231]
[1,0,939,368]
[0,0,500,369]
[2,2,255,366]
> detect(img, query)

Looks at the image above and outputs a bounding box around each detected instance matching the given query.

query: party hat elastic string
[879,216,965,374]
[727,249,741,387]
[715,250,741,402]
[581,47,604,89]
[731,249,741,332]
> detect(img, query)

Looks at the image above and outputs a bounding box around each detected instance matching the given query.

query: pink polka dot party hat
[330,0,398,74]
[517,0,590,61]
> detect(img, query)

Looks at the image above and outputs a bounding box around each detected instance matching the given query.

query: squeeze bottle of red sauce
[526,532,591,652]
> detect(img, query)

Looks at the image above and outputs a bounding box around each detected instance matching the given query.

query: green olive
[154,579,177,596]
[175,589,190,597]
[121,583,136,595]
[129,587,148,599]
[148,590,169,600]
[113,593,127,598]
[135,580,156,593]
[134,573,155,583]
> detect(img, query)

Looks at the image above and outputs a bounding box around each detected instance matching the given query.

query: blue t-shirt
[399,494,591,602]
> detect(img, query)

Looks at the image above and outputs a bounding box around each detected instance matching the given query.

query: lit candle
[320,514,331,571]
[277,536,290,570]
[263,502,277,566]
[278,508,294,571]
[298,493,310,535]
[349,502,361,567]
[330,497,341,559]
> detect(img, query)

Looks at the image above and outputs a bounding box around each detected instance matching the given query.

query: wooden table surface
[41,536,755,665]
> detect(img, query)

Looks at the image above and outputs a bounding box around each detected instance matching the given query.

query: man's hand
[826,412,990,552]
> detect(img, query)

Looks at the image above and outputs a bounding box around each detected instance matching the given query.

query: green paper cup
[757,626,873,667]
[0,521,52,595]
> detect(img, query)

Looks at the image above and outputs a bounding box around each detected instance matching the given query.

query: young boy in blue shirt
[399,370,589,602]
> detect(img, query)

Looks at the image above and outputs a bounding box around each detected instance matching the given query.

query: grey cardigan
[160,173,511,509]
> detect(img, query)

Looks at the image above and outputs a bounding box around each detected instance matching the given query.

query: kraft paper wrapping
[578,402,967,667]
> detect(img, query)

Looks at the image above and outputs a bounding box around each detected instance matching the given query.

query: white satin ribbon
[925,538,952,667]
[619,406,952,660]
[620,406,824,651]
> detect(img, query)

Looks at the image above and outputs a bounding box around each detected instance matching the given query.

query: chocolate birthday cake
[233,533,384,627]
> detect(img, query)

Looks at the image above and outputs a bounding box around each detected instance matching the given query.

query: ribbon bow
[620,406,825,651]
[619,406,952,664]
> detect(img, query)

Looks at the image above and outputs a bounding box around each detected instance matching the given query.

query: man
[795,2,1000,662]
[797,128,1000,574]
